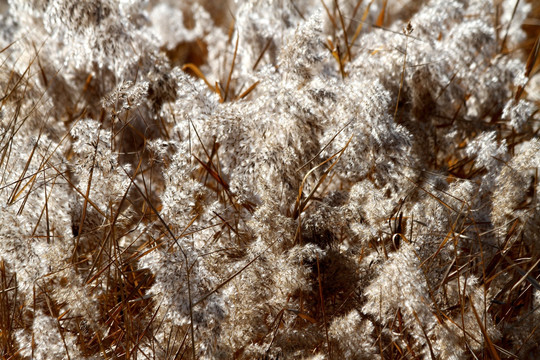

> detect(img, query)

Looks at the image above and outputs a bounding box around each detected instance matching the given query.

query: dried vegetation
[0,0,539,359]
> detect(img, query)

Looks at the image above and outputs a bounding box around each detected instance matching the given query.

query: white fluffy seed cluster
[0,0,538,358]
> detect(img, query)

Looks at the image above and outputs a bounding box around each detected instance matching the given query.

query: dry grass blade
[0,260,18,355]
[298,118,352,172]
[190,119,242,212]
[393,22,412,123]
[0,59,33,103]
[265,308,285,354]
[0,40,16,55]
[350,0,375,48]
[320,0,336,29]
[40,285,72,360]
[328,40,347,78]
[292,135,352,219]
[118,165,197,359]
[420,206,466,269]
[47,162,107,218]
[82,163,141,286]
[287,308,317,324]
[194,235,282,307]
[183,63,218,94]
[31,171,58,243]
[375,0,387,27]
[405,175,460,214]
[7,132,41,205]
[469,295,501,360]
[252,39,272,71]
[500,0,521,53]
[193,154,229,191]
[223,34,239,102]
[524,35,540,77]
[346,0,365,34]
[316,254,331,359]
[127,302,162,357]
[32,42,48,87]
[334,0,351,63]
[412,309,436,360]
[237,80,259,100]
[506,257,540,293]
[72,128,101,263]
[515,35,539,100]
